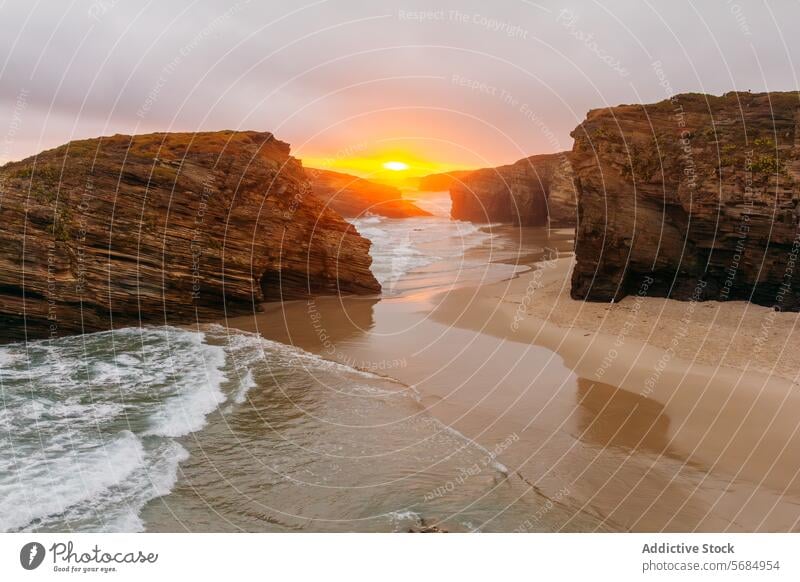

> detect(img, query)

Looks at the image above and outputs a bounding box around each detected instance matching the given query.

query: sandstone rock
[0,131,380,343]
[306,167,430,218]
[449,153,577,226]
[570,91,800,310]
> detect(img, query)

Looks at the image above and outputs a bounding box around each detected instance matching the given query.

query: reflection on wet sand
[560,378,724,532]
[574,378,673,455]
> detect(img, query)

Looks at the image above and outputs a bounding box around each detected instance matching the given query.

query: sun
[382,161,409,171]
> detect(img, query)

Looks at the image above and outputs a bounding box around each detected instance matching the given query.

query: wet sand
[223,226,800,532]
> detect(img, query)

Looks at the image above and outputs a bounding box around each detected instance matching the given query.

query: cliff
[570,91,800,309]
[0,131,380,342]
[306,168,431,218]
[416,170,473,192]
[449,153,577,226]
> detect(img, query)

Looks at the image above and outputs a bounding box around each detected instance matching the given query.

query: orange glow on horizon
[301,152,471,186]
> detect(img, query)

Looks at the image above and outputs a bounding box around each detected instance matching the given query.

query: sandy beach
[431,241,800,530]
[216,224,800,532]
[479,254,800,385]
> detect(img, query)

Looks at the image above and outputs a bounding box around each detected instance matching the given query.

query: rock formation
[570,91,800,310]
[306,168,430,218]
[416,170,473,192]
[0,131,380,343]
[449,153,577,226]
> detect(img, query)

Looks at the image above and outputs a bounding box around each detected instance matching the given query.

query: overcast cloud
[1,0,798,168]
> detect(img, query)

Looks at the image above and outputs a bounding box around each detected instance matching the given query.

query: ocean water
[351,192,521,295]
[0,192,591,532]
[0,327,222,532]
[0,324,589,532]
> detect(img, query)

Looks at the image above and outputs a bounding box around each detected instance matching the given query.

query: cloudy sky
[1,0,798,175]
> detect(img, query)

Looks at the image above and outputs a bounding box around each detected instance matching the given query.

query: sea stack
[449,153,577,226]
[570,91,800,310]
[0,131,380,343]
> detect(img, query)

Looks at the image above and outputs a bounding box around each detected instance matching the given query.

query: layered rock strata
[0,131,380,342]
[449,153,577,226]
[570,91,800,310]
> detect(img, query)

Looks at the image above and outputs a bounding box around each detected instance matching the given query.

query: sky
[1,0,798,179]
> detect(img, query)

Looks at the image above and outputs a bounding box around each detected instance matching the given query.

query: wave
[0,323,418,531]
[0,321,527,532]
[351,211,493,293]
[0,326,227,532]
[0,430,144,531]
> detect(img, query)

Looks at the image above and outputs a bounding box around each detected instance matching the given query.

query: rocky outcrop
[449,153,577,226]
[416,170,473,192]
[306,168,430,218]
[0,131,380,342]
[570,91,800,309]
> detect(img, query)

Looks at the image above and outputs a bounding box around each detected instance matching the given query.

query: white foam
[232,369,257,405]
[356,215,382,224]
[104,440,190,533]
[0,347,20,367]
[145,334,228,438]
[0,326,231,532]
[386,509,423,530]
[350,212,494,292]
[225,369,257,414]
[0,431,145,532]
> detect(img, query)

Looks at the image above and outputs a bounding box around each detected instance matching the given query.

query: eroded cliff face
[0,131,380,342]
[306,168,430,218]
[449,153,577,226]
[570,91,800,309]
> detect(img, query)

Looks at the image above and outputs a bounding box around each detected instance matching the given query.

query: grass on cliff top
[587,91,800,121]
[21,130,282,168]
[121,131,269,160]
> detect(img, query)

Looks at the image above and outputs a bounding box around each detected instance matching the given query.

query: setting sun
[382,161,409,171]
